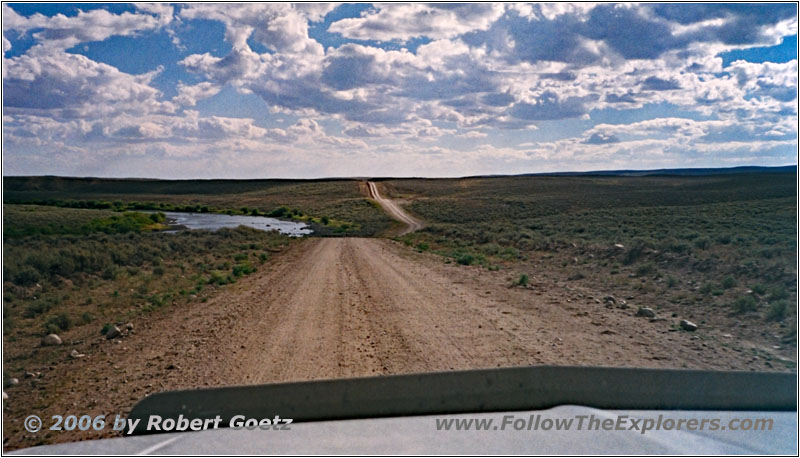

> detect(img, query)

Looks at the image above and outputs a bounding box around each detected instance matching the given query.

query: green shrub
[751,284,767,295]
[517,274,529,286]
[622,240,649,265]
[456,254,475,266]
[768,286,789,301]
[268,206,289,217]
[24,300,53,318]
[101,266,118,280]
[232,262,256,277]
[44,313,72,333]
[13,266,40,286]
[732,295,758,313]
[80,312,94,324]
[149,212,166,223]
[694,237,711,250]
[766,300,789,321]
[721,276,736,289]
[209,270,235,285]
[636,263,655,276]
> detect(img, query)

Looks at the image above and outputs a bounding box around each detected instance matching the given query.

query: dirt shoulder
[3,237,792,450]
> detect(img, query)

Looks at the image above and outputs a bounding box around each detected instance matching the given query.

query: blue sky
[2,3,797,178]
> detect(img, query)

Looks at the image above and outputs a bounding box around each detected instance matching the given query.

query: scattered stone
[105,326,121,340]
[69,350,85,359]
[7,378,19,387]
[603,295,616,304]
[617,299,628,309]
[2,392,7,401]
[125,323,134,331]
[41,334,62,346]
[680,320,698,331]
[635,307,656,318]
[613,243,625,249]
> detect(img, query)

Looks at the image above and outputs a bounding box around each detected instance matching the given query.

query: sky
[2,3,798,178]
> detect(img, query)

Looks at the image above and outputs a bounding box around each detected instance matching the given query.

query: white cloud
[1,4,170,50]
[173,82,222,107]
[2,3,797,178]
[329,3,506,42]
[3,48,174,118]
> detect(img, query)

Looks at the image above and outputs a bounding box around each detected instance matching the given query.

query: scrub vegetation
[388,173,797,341]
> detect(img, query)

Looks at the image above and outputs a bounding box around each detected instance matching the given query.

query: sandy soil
[3,236,789,450]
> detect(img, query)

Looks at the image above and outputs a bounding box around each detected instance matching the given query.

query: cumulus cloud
[173,82,222,107]
[584,133,620,145]
[510,91,597,121]
[2,3,797,177]
[328,3,506,42]
[179,4,323,54]
[2,4,171,50]
[641,76,682,91]
[3,49,173,118]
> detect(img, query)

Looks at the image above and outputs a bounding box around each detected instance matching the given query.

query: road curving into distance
[367,181,424,235]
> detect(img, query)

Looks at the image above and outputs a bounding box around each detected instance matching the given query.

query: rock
[603,295,616,304]
[7,378,19,387]
[2,391,7,401]
[125,323,134,331]
[617,299,628,309]
[680,320,698,331]
[42,334,62,346]
[105,326,121,340]
[613,243,625,249]
[636,307,656,318]
[69,350,85,359]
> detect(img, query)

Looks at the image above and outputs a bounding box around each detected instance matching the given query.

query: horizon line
[2,164,797,182]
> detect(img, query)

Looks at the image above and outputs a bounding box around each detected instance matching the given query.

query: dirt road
[3,237,788,449]
[367,181,424,234]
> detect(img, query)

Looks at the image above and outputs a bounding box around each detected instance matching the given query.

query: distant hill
[489,165,798,178]
[3,165,796,184]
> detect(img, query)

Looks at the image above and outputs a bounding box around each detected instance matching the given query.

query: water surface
[161,211,312,237]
